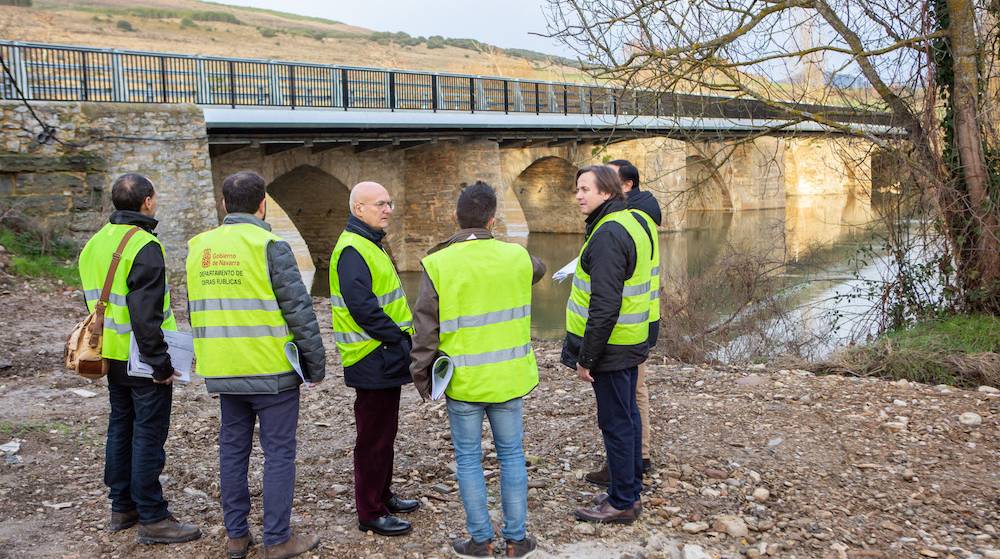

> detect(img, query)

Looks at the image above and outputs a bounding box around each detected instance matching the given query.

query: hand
[153,370,182,385]
[576,364,594,383]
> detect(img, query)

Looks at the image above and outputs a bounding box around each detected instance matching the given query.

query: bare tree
[545,0,1000,316]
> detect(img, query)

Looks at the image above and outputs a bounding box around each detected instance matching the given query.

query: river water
[268,192,885,359]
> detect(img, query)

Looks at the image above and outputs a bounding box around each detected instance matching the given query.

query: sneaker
[452,537,493,558]
[505,534,537,558]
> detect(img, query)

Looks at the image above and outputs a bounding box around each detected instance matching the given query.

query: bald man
[329,182,419,537]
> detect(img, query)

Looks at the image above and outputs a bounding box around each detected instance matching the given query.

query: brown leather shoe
[137,515,202,544]
[263,532,320,559]
[109,509,139,532]
[574,501,638,524]
[227,534,254,559]
[591,493,643,516]
[584,462,610,487]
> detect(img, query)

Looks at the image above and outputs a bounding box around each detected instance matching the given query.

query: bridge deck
[1,40,895,140]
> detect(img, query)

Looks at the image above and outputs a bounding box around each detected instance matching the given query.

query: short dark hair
[110,173,155,211]
[576,165,624,200]
[608,159,640,190]
[222,171,266,214]
[456,181,497,229]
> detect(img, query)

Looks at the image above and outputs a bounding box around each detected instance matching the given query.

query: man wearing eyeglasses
[330,181,420,537]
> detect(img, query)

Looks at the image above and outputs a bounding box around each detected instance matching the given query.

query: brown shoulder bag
[64,227,141,380]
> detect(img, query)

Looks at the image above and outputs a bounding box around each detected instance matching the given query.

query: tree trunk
[945,0,1000,312]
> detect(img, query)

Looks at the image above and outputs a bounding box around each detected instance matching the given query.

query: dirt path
[0,273,998,559]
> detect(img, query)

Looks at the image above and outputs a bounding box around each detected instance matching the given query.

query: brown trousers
[637,364,650,459]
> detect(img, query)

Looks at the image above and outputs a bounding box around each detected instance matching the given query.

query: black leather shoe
[358,515,412,537]
[386,495,421,514]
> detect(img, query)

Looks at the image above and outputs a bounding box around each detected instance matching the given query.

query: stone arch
[684,154,733,211]
[509,156,579,233]
[267,165,350,296]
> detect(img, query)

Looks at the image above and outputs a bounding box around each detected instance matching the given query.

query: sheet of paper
[284,341,307,385]
[128,330,193,383]
[430,354,454,401]
[552,257,578,283]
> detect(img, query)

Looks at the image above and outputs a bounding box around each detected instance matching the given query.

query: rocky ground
[0,269,998,559]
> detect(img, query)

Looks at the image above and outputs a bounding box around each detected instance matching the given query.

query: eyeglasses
[357,200,395,210]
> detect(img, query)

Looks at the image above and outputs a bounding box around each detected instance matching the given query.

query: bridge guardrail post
[228,60,236,108]
[431,74,438,112]
[469,76,475,113]
[288,64,296,109]
[159,56,167,103]
[503,80,509,114]
[534,82,539,115]
[341,68,349,110]
[388,72,395,112]
[563,85,568,115]
[79,50,90,101]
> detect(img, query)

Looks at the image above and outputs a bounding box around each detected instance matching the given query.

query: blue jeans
[591,366,642,510]
[219,389,299,546]
[105,381,173,524]
[447,398,528,543]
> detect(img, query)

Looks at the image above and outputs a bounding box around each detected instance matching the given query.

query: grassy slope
[0,0,586,81]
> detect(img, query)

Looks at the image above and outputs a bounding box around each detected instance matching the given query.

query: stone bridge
[0,42,887,292]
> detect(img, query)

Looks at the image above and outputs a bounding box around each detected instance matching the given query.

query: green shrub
[180,17,196,29]
[258,27,278,38]
[115,19,134,32]
[0,227,79,287]
[190,11,241,25]
[815,315,1000,387]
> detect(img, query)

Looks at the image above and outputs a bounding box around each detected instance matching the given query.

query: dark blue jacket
[627,187,662,226]
[335,216,413,389]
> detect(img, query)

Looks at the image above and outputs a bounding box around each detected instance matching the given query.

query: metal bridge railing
[0,40,891,126]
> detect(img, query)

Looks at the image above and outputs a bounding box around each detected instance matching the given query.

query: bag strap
[88,226,142,342]
[98,226,142,305]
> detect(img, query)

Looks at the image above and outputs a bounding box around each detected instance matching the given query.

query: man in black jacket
[78,174,201,544]
[585,160,661,485]
[562,165,649,524]
[331,181,420,537]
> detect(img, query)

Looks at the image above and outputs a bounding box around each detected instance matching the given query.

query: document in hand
[552,257,578,283]
[284,341,307,385]
[127,330,193,382]
[430,354,454,401]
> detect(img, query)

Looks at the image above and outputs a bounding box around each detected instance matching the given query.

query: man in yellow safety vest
[409,182,546,558]
[187,171,326,559]
[78,173,201,545]
[329,181,420,537]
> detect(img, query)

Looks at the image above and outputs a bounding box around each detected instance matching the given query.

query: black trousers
[105,381,172,524]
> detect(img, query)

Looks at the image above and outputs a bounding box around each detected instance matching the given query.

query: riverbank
[1,273,998,559]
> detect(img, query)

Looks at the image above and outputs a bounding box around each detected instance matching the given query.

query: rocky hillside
[0,0,584,81]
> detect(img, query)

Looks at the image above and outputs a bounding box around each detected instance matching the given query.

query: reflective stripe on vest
[329,231,414,367]
[632,210,661,323]
[565,210,653,346]
[422,238,538,403]
[78,223,177,360]
[186,223,294,378]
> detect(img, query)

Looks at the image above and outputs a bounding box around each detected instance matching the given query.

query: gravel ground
[0,270,998,559]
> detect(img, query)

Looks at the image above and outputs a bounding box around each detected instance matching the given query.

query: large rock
[712,514,749,538]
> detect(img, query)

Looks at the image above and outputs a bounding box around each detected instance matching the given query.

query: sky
[212,0,573,57]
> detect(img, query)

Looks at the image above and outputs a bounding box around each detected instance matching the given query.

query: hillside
[0,0,587,82]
